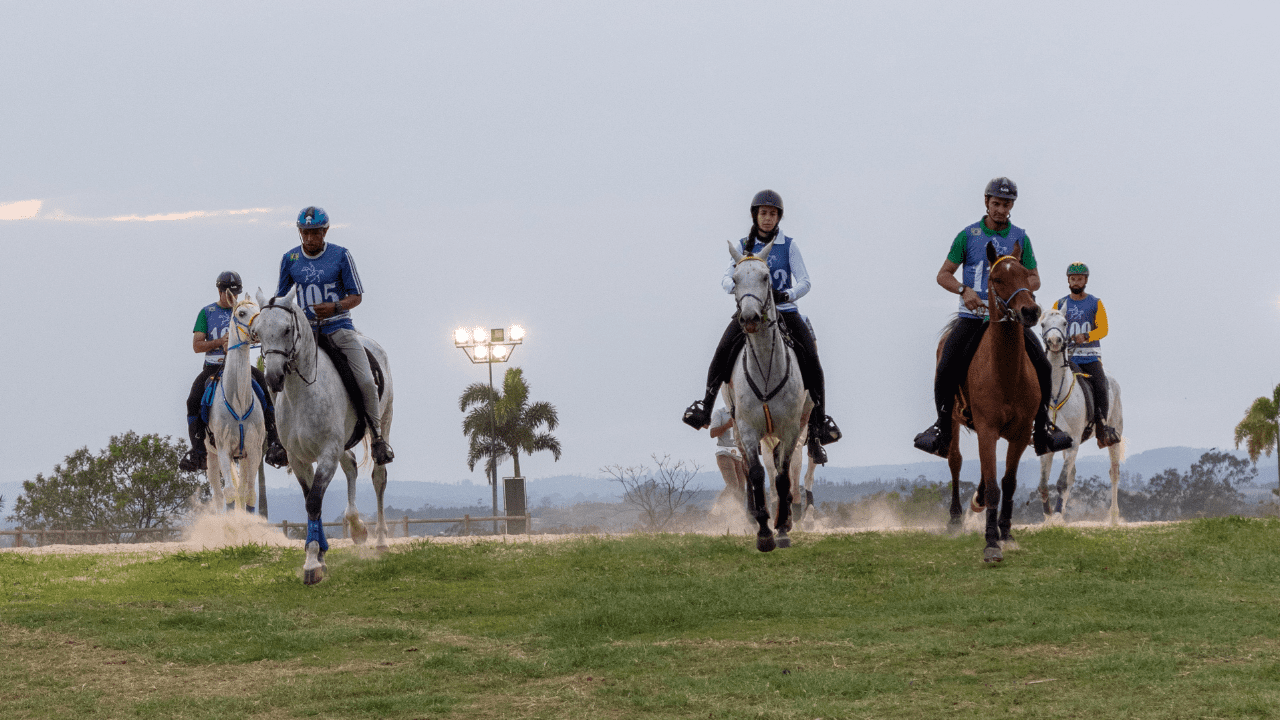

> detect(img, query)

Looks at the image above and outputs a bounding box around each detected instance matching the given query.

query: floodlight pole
[454,325,524,535]
[487,357,498,534]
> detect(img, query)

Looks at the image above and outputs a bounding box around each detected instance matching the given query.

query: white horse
[1038,308,1126,524]
[253,286,394,585]
[205,296,265,514]
[727,239,807,552]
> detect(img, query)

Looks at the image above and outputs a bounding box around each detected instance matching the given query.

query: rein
[260,299,319,386]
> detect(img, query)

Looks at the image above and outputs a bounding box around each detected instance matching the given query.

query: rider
[1053,263,1121,447]
[179,271,288,472]
[681,189,841,464]
[276,206,395,465]
[913,177,1073,458]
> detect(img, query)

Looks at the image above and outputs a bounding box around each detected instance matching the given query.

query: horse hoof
[376,544,390,554]
[303,566,325,585]
[350,525,369,545]
[757,534,776,553]
[776,533,791,549]
[983,546,1003,563]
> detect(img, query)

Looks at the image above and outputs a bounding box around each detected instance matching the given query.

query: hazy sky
[3,2,1278,494]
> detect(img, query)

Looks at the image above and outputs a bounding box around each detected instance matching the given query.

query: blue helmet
[296,206,329,230]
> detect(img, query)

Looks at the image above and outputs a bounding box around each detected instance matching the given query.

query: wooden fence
[0,514,533,549]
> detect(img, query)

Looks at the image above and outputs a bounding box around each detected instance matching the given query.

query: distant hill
[2,447,1274,528]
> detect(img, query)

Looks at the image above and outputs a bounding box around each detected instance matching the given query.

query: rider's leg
[179,364,220,471]
[1076,359,1119,446]
[250,366,290,467]
[1024,329,1074,455]
[683,319,745,429]
[779,312,839,463]
[914,317,985,457]
[329,328,395,464]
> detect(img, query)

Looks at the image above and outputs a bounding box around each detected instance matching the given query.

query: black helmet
[216,271,243,292]
[984,177,1018,200]
[750,189,784,219]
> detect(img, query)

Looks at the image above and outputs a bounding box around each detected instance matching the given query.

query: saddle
[315,333,387,451]
[199,369,269,450]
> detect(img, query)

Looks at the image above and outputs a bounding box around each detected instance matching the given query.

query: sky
[3,2,1279,496]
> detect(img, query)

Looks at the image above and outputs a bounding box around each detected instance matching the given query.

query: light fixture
[453,327,470,345]
[471,326,487,343]
[509,324,526,341]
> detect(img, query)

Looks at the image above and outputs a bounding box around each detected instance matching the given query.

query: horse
[943,241,1043,563]
[726,239,807,552]
[204,296,265,515]
[1037,308,1126,524]
[252,286,394,585]
[764,402,819,530]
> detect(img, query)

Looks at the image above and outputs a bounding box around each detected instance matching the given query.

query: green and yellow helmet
[1066,262,1089,276]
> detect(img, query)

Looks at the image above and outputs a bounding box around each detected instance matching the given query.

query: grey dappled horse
[727,239,806,552]
[253,286,394,585]
[1038,308,1126,524]
[205,296,265,514]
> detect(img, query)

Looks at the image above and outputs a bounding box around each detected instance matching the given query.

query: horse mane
[938,313,961,340]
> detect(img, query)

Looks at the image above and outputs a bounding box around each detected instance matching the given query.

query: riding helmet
[750,189,784,220]
[215,270,243,292]
[984,177,1018,200]
[1066,262,1090,276]
[296,206,330,230]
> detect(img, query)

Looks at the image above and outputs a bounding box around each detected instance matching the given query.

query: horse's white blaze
[1038,309,1125,524]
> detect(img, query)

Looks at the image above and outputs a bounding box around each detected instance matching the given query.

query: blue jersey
[276,242,364,334]
[946,219,1037,320]
[193,303,233,365]
[1054,294,1105,362]
[720,233,811,313]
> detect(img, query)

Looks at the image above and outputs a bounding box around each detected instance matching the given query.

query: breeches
[1076,359,1109,422]
[326,328,383,427]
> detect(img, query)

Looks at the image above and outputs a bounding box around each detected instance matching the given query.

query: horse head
[252,286,306,393]
[1040,308,1069,354]
[229,296,261,349]
[985,241,1041,328]
[728,239,776,334]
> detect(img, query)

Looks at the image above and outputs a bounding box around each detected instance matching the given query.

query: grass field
[3,518,1280,719]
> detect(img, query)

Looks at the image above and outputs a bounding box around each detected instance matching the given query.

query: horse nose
[1022,306,1041,326]
[266,369,284,393]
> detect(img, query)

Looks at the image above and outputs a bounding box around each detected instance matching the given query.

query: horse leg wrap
[306,518,329,553]
[984,507,1001,547]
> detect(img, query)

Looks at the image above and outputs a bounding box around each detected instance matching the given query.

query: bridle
[1040,318,1079,421]
[988,255,1035,323]
[227,300,259,352]
[734,254,792,417]
[259,298,318,386]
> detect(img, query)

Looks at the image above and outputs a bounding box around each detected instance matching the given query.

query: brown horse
[942,241,1042,562]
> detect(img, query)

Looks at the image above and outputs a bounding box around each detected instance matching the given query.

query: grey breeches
[328,328,383,429]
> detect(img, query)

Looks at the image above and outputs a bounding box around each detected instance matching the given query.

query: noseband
[259,299,318,385]
[227,303,259,352]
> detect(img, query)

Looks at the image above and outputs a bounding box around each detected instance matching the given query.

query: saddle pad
[315,333,386,451]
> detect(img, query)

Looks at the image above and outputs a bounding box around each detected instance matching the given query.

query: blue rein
[220,379,256,457]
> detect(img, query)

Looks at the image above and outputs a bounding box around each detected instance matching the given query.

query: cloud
[42,206,279,222]
[0,200,42,220]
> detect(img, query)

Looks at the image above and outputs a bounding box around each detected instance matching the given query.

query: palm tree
[1234,383,1280,493]
[459,367,561,481]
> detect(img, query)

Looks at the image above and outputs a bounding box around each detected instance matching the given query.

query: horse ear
[985,241,997,264]
[757,239,776,260]
[283,285,299,307]
[1011,241,1023,262]
[728,240,744,264]
[255,287,267,306]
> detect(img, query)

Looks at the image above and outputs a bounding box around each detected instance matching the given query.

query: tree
[1142,451,1254,520]
[603,455,701,531]
[1234,383,1280,492]
[459,367,561,479]
[8,432,205,531]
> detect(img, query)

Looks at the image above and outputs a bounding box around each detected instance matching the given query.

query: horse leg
[211,446,232,513]
[948,432,964,530]
[340,450,367,545]
[773,442,793,549]
[301,456,337,585]
[372,461,389,551]
[999,440,1028,550]
[743,449,774,552]
[977,429,1002,562]
[802,446,817,531]
[1108,445,1122,525]
[1059,446,1079,522]
[1038,453,1054,521]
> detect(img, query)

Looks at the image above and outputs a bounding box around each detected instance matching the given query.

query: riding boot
[180,416,207,472]
[262,404,289,468]
[807,425,828,465]
[913,409,953,459]
[682,384,720,430]
[915,319,984,457]
[371,428,395,465]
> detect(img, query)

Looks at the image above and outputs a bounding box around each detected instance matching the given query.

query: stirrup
[264,442,289,468]
[1034,423,1073,456]
[682,400,711,430]
[817,415,841,445]
[372,438,395,465]
[913,422,950,458]
[179,448,206,473]
[1098,425,1121,448]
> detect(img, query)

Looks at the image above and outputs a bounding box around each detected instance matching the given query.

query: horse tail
[358,435,372,470]
[938,313,961,340]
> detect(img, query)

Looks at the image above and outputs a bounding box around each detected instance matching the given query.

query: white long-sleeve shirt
[721,232,811,313]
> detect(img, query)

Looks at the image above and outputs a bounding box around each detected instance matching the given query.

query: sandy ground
[0,502,1177,558]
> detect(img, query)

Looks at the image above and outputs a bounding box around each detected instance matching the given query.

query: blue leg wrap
[306,518,329,552]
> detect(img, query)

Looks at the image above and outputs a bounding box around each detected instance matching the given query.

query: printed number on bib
[1068,321,1093,338]
[304,283,341,308]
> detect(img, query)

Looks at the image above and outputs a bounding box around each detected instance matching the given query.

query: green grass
[3,518,1280,718]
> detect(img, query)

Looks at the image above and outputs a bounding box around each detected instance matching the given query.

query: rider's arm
[936,259,963,293]
[192,332,226,354]
[1026,268,1041,292]
[276,253,295,298]
[786,242,811,303]
[721,260,736,294]
[1021,236,1041,291]
[314,294,362,319]
[1089,300,1109,342]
